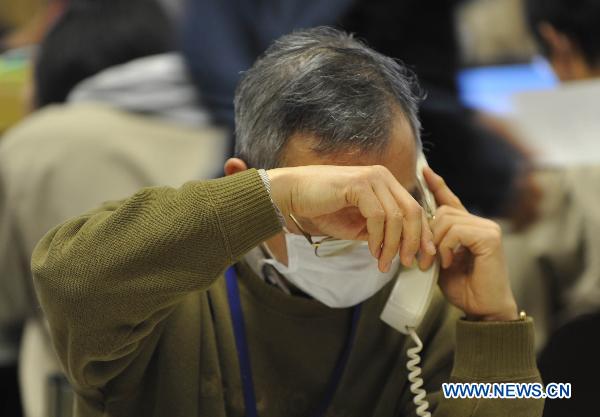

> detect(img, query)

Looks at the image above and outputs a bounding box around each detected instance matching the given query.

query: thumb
[423,166,465,211]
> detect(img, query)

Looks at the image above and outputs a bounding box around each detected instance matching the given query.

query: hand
[267,165,437,272]
[424,167,518,322]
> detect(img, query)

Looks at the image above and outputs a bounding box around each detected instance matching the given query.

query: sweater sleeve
[31,169,282,392]
[431,318,544,416]
[418,318,544,417]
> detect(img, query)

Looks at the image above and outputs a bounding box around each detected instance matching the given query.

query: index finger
[423,166,466,211]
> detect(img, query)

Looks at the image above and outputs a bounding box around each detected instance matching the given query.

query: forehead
[281,113,418,189]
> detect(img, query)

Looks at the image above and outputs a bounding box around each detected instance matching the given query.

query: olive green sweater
[32,169,543,417]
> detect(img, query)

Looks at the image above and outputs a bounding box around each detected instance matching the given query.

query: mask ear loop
[406,328,432,417]
[260,241,278,260]
[259,243,293,295]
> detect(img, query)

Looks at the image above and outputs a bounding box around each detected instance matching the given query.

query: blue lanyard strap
[225,266,361,417]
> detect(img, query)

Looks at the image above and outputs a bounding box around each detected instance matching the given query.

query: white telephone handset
[381,153,439,334]
[380,153,438,417]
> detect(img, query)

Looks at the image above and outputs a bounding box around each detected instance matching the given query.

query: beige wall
[456,0,538,65]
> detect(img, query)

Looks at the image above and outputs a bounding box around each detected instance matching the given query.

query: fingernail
[442,256,451,268]
[416,254,425,270]
[384,262,391,273]
[402,254,413,267]
[427,241,437,255]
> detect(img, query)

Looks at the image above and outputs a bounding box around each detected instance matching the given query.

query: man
[32,28,543,416]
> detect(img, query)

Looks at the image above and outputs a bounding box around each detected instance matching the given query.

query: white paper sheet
[509,79,600,167]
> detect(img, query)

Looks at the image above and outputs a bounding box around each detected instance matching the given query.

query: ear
[224,158,249,176]
[538,22,592,80]
[538,23,573,57]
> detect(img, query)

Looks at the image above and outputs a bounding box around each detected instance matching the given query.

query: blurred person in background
[181,0,353,128]
[182,0,538,225]
[527,0,600,81]
[0,0,227,416]
[0,0,66,138]
[511,1,600,416]
[1,2,65,415]
[523,0,600,329]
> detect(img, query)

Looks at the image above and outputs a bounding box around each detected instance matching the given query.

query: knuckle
[438,241,450,251]
[423,224,433,237]
[356,169,372,183]
[438,219,451,233]
[436,205,450,216]
[390,210,404,222]
[484,228,502,245]
[451,195,462,206]
[482,218,502,234]
[354,179,370,194]
[489,221,502,233]
[404,233,421,248]
[372,209,386,221]
[370,165,387,177]
[409,235,421,247]
[406,202,422,218]
[402,230,421,248]
[446,223,459,235]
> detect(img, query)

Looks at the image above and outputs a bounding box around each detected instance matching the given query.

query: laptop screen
[457,57,558,116]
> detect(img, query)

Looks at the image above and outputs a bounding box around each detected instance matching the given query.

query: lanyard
[225,266,361,417]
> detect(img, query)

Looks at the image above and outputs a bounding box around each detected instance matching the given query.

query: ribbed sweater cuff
[452,318,538,380]
[204,169,283,260]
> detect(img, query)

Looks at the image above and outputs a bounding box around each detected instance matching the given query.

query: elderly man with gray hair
[32,28,543,417]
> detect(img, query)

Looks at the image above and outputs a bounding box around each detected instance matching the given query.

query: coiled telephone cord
[406,328,431,417]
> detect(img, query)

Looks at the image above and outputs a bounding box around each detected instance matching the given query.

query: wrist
[266,168,293,220]
[472,302,519,322]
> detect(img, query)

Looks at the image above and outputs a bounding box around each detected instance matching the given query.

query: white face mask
[261,233,400,308]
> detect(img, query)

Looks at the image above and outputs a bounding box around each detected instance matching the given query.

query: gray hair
[234,26,423,169]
